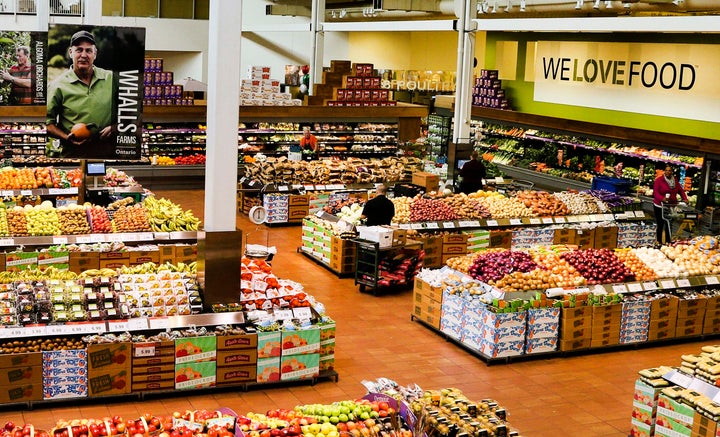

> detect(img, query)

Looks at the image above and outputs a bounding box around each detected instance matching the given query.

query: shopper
[46,30,116,158]
[1,46,33,104]
[459,150,487,194]
[361,184,395,226]
[300,126,318,158]
[653,165,688,245]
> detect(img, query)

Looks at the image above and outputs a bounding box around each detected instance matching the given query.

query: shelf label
[612,284,629,294]
[134,343,156,358]
[425,222,439,229]
[442,221,456,229]
[398,223,411,230]
[660,279,676,289]
[410,223,423,230]
[148,317,170,330]
[486,220,499,227]
[676,278,692,288]
[0,238,14,246]
[76,236,91,244]
[554,217,567,224]
[627,283,644,293]
[509,219,523,226]
[292,185,303,190]
[53,237,68,245]
[315,185,327,190]
[278,186,289,192]
[20,190,32,196]
[541,217,554,224]
[48,188,62,195]
[577,215,590,222]
[705,276,719,285]
[304,185,314,191]
[293,307,313,319]
[90,234,106,243]
[239,177,247,185]
[665,370,693,389]
[26,326,46,336]
[529,218,541,225]
[107,234,124,242]
[603,214,615,221]
[47,325,70,336]
[128,318,149,331]
[643,281,658,291]
[566,216,580,223]
[274,309,293,321]
[107,320,130,332]
[634,211,646,218]
[123,233,138,241]
[1,191,13,197]
[137,232,154,241]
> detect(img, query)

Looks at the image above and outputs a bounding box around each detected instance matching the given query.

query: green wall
[484,32,720,141]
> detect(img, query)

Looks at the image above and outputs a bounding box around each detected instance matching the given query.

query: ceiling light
[593,0,601,8]
[520,0,526,11]
[575,0,583,9]
[504,0,511,13]
[491,1,498,13]
[605,1,612,7]
[340,8,347,18]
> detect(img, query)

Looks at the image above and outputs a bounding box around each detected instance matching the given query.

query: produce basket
[591,176,633,195]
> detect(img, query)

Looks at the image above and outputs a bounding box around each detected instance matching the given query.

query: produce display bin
[591,176,634,195]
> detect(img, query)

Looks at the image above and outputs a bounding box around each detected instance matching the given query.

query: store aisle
[4,189,711,436]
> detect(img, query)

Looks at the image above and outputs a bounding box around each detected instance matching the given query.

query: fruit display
[613,248,657,281]
[24,202,61,236]
[174,153,206,165]
[560,248,635,285]
[515,190,570,216]
[57,204,91,235]
[409,197,459,222]
[390,197,412,223]
[155,155,176,165]
[144,196,201,232]
[323,198,364,216]
[240,257,312,311]
[660,243,720,276]
[88,205,112,233]
[476,196,535,219]
[0,207,8,236]
[34,167,54,188]
[632,247,685,278]
[0,167,37,190]
[104,168,139,188]
[552,191,606,215]
[111,204,152,233]
[0,336,84,353]
[440,194,491,219]
[529,250,586,287]
[468,250,539,284]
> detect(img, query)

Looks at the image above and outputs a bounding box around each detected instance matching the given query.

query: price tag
[90,234,106,243]
[425,222,439,229]
[676,278,692,288]
[643,281,658,291]
[292,307,313,319]
[0,238,14,246]
[53,236,68,245]
[529,218,541,225]
[603,214,615,221]
[705,276,719,285]
[486,220,499,227]
[47,325,69,335]
[239,177,247,185]
[0,191,12,197]
[134,343,157,358]
[467,220,481,227]
[148,317,170,330]
[20,190,32,196]
[410,223,423,230]
[577,215,590,222]
[0,329,9,339]
[671,372,693,388]
[128,318,149,331]
[713,391,720,403]
[108,320,130,332]
[315,210,325,218]
[542,218,554,224]
[48,188,62,195]
[137,232,154,241]
[107,234,124,242]
[566,216,579,223]
[634,211,646,218]
[442,222,456,229]
[494,177,505,183]
[125,233,140,242]
[660,279,676,289]
[87,322,106,334]
[627,283,644,293]
[457,221,473,228]
[274,309,293,321]
[27,326,46,336]
[398,223,411,230]
[612,284,629,294]
[278,186,289,192]
[554,217,567,224]
[7,327,24,338]
[316,185,327,190]
[76,236,91,244]
[509,219,522,226]
[304,185,314,191]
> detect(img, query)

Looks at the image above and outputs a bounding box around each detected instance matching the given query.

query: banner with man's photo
[44,24,146,160]
[0,31,47,106]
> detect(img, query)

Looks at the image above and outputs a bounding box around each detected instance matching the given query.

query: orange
[71,123,91,140]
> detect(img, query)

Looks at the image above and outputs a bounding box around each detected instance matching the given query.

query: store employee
[361,184,395,226]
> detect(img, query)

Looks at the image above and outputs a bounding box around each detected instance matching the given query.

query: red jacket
[653,175,687,207]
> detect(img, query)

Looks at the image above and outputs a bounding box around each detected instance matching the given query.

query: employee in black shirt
[459,150,487,194]
[361,184,395,226]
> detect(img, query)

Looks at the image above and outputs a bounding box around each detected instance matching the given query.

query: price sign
[76,236,91,244]
[7,328,24,338]
[128,318,149,331]
[509,219,522,226]
[315,210,325,218]
[0,191,12,197]
[660,279,676,289]
[467,220,481,227]
[676,279,692,288]
[90,234,105,243]
[278,186,289,192]
[566,216,579,223]
[137,233,154,241]
[316,185,327,190]
[666,371,693,389]
[27,326,46,336]
[634,211,646,218]
[643,281,658,291]
[48,188,62,195]
[292,307,313,319]
[529,218,541,225]
[612,284,629,294]
[443,222,456,229]
[542,218,554,224]
[47,325,68,335]
[134,343,157,358]
[53,236,68,245]
[124,233,138,242]
[108,320,130,332]
[87,322,106,334]
[20,190,32,196]
[425,222,439,229]
[274,309,293,321]
[239,177,247,185]
[398,223,411,230]
[107,234,123,242]
[627,283,644,293]
[149,317,170,330]
[705,276,719,285]
[304,185,314,191]
[603,214,615,221]
[0,238,14,246]
[486,220,499,227]
[457,221,474,228]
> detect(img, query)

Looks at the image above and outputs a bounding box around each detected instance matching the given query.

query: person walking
[653,165,688,245]
[459,150,487,194]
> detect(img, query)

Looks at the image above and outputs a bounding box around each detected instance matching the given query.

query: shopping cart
[661,202,701,241]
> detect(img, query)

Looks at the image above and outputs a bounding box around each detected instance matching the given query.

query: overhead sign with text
[534,41,720,123]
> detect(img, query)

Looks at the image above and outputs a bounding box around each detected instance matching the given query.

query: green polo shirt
[46,66,114,134]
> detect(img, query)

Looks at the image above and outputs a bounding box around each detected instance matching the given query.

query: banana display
[118,261,197,275]
[0,267,79,283]
[143,196,201,232]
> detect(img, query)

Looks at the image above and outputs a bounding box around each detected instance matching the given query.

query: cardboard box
[289,194,309,206]
[648,319,677,341]
[651,297,680,321]
[574,229,595,249]
[69,256,100,273]
[594,226,618,248]
[175,336,217,363]
[553,228,577,245]
[257,331,281,358]
[175,244,198,264]
[216,333,258,350]
[559,337,591,351]
[88,342,131,371]
[442,242,468,255]
[692,412,718,437]
[442,233,469,244]
[288,206,310,222]
[703,309,720,334]
[0,352,41,369]
[131,363,175,376]
[0,384,41,403]
[561,323,592,341]
[99,251,128,260]
[216,364,257,385]
[674,321,703,338]
[412,171,440,192]
[561,306,593,319]
[216,349,258,367]
[281,328,320,355]
[99,259,128,270]
[131,379,174,392]
[158,244,176,263]
[414,277,443,304]
[677,298,707,319]
[88,367,131,396]
[356,226,393,248]
[5,251,38,272]
[37,250,69,271]
[280,353,320,381]
[489,231,512,249]
[175,361,216,390]
[129,250,160,265]
[0,365,41,386]
[256,357,281,383]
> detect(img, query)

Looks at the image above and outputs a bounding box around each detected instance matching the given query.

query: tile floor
[0,189,713,436]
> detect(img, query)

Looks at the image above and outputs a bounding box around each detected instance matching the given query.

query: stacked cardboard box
[321,61,397,107]
[648,297,679,341]
[143,57,192,106]
[87,342,131,397]
[656,389,695,437]
[174,336,217,390]
[37,250,69,271]
[256,331,281,383]
[559,306,592,351]
[288,194,310,223]
[488,230,512,249]
[330,235,356,274]
[216,332,258,386]
[319,321,336,373]
[175,244,197,265]
[301,219,331,265]
[675,297,706,338]
[43,349,87,399]
[5,251,38,272]
[594,226,619,249]
[461,301,526,358]
[466,230,490,252]
[411,171,440,192]
[704,295,720,335]
[591,304,622,348]
[525,307,560,354]
[241,66,301,106]
[441,233,469,265]
[280,328,320,381]
[131,341,175,392]
[630,379,664,437]
[69,252,100,274]
[440,289,465,341]
[0,353,42,403]
[574,228,596,249]
[416,234,442,268]
[472,69,512,110]
[511,227,554,249]
[553,228,577,245]
[99,251,129,270]
[412,277,443,329]
[264,193,290,224]
[129,249,160,266]
[620,301,651,344]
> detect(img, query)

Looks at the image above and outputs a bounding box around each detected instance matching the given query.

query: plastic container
[591,176,633,195]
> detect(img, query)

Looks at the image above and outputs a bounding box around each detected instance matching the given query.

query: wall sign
[533,41,720,123]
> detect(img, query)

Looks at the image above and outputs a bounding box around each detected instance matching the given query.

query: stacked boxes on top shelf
[241,66,302,106]
[472,69,511,110]
[143,58,193,106]
[215,330,258,386]
[174,335,217,390]
[310,60,397,107]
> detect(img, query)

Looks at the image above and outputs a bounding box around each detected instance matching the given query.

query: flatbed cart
[661,202,701,241]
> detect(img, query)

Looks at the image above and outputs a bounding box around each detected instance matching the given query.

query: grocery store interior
[0,1,717,437]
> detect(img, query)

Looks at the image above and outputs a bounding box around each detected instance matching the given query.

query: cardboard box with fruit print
[87,342,131,396]
[281,328,320,355]
[175,336,217,364]
[280,353,319,381]
[256,357,280,383]
[88,368,130,396]
[175,361,216,390]
[5,251,38,272]
[0,383,41,403]
[37,250,69,271]
[257,331,281,358]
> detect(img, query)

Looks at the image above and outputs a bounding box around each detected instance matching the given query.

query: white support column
[452,0,477,145]
[204,0,241,232]
[35,0,48,31]
[83,0,103,24]
[311,0,325,93]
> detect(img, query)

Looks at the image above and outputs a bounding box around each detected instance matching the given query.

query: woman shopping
[653,165,688,245]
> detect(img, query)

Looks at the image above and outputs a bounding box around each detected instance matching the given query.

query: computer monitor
[86,162,106,176]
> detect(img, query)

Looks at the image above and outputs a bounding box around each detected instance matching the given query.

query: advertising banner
[533,41,720,123]
[45,24,145,160]
[0,31,47,106]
